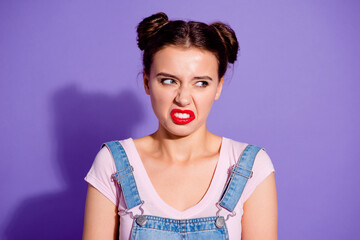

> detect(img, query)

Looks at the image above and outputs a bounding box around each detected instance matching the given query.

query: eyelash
[160,78,209,88]
[160,78,176,85]
[195,81,209,87]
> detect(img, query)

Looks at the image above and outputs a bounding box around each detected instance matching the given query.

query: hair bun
[137,12,169,50]
[210,22,239,63]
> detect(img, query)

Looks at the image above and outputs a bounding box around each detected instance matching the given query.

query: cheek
[194,91,217,115]
[150,88,175,112]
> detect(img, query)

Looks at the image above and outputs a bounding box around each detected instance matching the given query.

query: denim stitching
[218,145,248,202]
[219,144,260,212]
[105,141,143,210]
[112,170,133,181]
[133,226,226,233]
[142,215,218,223]
[233,165,253,178]
[133,226,178,233]
[232,167,253,179]
[132,216,226,232]
[117,164,133,172]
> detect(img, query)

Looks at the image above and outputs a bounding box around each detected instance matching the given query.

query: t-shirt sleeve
[84,146,120,206]
[240,148,275,204]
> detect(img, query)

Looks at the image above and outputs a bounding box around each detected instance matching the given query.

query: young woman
[83,12,277,240]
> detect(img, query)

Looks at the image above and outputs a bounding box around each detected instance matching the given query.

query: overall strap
[102,141,142,210]
[218,144,262,212]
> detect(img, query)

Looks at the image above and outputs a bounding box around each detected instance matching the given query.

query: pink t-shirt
[84,137,275,240]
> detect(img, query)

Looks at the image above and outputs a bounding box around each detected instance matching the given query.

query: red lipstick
[170,109,195,125]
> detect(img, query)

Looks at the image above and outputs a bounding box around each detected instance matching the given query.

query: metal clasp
[216,202,236,221]
[119,200,145,219]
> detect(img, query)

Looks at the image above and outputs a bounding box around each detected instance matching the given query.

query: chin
[170,130,193,138]
[160,121,202,138]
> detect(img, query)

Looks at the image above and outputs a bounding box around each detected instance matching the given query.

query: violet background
[1,0,359,239]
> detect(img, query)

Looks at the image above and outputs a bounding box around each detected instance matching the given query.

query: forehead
[149,46,219,78]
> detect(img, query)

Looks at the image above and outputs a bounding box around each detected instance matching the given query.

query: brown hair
[137,12,239,79]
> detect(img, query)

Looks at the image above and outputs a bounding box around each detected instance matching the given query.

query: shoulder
[84,139,134,206]
[224,138,275,204]
[224,137,274,178]
[86,143,115,181]
[90,138,134,173]
[224,137,273,169]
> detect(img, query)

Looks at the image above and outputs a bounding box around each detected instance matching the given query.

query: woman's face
[143,45,223,137]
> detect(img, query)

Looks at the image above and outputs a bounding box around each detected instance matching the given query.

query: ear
[143,70,150,95]
[215,77,224,100]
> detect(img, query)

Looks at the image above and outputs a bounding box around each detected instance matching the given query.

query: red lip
[170,108,195,125]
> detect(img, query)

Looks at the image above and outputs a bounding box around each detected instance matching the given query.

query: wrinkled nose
[175,86,191,106]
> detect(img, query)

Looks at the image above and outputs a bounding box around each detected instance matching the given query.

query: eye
[195,81,209,87]
[161,78,175,85]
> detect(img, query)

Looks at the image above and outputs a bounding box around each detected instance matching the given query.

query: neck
[149,124,221,164]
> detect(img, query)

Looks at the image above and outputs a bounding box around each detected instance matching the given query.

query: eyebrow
[155,72,213,81]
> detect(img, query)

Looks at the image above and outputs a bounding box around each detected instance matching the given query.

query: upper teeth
[174,112,190,119]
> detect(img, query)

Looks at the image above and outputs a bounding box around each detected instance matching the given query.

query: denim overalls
[102,141,262,240]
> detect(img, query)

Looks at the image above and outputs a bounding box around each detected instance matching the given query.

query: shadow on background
[5,85,144,239]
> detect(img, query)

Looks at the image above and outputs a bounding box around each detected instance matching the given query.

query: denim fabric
[130,216,228,240]
[219,144,261,212]
[102,141,142,209]
[103,141,260,240]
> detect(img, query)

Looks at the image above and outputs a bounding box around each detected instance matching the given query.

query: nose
[175,86,191,106]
